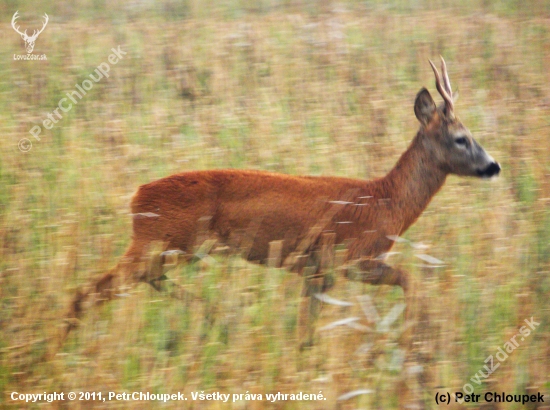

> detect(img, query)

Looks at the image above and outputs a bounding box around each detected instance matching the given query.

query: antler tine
[42,13,49,27]
[11,11,26,36]
[439,55,453,97]
[11,11,48,40]
[34,13,49,37]
[429,59,454,113]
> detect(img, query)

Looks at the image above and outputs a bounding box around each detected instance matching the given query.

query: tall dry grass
[0,1,549,408]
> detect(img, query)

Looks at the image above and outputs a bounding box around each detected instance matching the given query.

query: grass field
[1,0,549,408]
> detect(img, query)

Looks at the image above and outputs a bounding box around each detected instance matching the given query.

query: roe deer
[62,57,500,345]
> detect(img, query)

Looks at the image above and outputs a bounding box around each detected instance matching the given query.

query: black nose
[477,162,501,178]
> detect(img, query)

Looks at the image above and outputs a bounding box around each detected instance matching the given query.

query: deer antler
[439,55,452,97]
[11,11,48,41]
[11,11,27,38]
[30,13,49,40]
[429,56,454,114]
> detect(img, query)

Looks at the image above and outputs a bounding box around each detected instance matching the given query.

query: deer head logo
[11,11,49,54]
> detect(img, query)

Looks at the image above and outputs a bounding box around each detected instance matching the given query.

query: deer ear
[414,88,437,125]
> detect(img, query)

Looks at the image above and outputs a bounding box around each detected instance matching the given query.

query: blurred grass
[1,0,549,408]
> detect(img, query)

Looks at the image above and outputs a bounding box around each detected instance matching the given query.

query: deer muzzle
[477,161,501,178]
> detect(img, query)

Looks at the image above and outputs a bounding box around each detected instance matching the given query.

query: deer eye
[454,136,468,146]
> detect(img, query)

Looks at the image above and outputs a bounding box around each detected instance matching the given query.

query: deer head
[12,11,49,54]
[414,56,500,178]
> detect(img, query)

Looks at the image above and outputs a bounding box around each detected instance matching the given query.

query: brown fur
[61,59,500,348]
[124,114,445,269]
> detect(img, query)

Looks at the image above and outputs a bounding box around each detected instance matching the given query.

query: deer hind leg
[60,241,148,342]
[146,247,201,301]
[60,236,201,345]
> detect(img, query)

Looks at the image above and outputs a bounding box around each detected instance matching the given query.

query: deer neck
[382,132,447,233]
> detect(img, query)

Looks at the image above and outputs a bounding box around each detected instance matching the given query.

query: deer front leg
[297,233,336,350]
[297,267,329,350]
[347,259,410,292]
[344,259,415,324]
[342,259,419,361]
